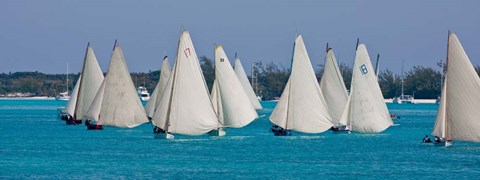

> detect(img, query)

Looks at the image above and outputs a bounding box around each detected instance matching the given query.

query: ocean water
[1,100,479,179]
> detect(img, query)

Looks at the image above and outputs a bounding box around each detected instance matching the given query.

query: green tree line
[2,57,480,99]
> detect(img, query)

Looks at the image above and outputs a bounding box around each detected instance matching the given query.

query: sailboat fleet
[57,30,479,147]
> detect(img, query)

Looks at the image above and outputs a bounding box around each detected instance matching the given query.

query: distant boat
[338,43,393,133]
[65,43,104,125]
[234,58,263,110]
[431,32,480,147]
[320,46,348,131]
[210,45,258,136]
[84,40,148,130]
[145,56,171,119]
[151,31,219,139]
[137,86,150,102]
[56,62,70,101]
[55,91,70,101]
[393,60,414,104]
[269,35,333,136]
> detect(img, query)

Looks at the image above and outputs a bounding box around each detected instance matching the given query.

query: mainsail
[64,75,82,117]
[145,57,171,118]
[211,45,258,128]
[432,33,480,142]
[339,44,392,133]
[320,48,348,124]
[234,58,263,110]
[151,31,218,135]
[73,43,104,121]
[85,40,148,128]
[269,35,333,133]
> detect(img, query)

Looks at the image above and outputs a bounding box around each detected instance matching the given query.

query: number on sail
[360,64,368,75]
[184,48,191,58]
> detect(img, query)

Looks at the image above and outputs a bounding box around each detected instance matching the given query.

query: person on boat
[434,136,443,143]
[153,126,166,134]
[422,135,432,143]
[85,119,91,126]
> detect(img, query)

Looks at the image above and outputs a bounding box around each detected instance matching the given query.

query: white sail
[320,48,348,124]
[84,79,105,121]
[64,75,82,116]
[211,79,224,125]
[432,75,447,138]
[432,33,480,142]
[145,57,171,118]
[234,58,263,110]
[74,44,104,120]
[92,41,148,128]
[214,45,258,128]
[339,44,392,133]
[269,35,333,133]
[151,31,218,135]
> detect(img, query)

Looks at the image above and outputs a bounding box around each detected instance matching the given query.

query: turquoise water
[1,100,479,179]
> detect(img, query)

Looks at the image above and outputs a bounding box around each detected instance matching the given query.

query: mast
[73,43,90,120]
[375,54,380,79]
[66,61,69,95]
[401,60,405,97]
[163,32,183,132]
[444,31,450,141]
[285,36,297,129]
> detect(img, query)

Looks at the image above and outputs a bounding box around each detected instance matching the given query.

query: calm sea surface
[0,99,479,179]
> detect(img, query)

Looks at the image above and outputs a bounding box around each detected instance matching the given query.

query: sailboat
[431,32,480,147]
[60,75,81,121]
[145,56,171,119]
[209,45,258,136]
[319,46,349,130]
[56,62,70,101]
[65,43,104,125]
[151,31,219,139]
[84,40,149,130]
[393,60,414,104]
[338,42,393,133]
[234,58,263,110]
[269,35,333,136]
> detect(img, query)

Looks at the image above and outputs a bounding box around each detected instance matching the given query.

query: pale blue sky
[1,0,479,74]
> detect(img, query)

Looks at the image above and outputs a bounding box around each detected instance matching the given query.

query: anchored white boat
[151,31,219,139]
[338,43,393,133]
[56,62,71,101]
[210,45,259,136]
[431,32,480,147]
[137,86,150,102]
[393,60,414,104]
[319,46,349,133]
[234,58,263,110]
[145,56,171,119]
[269,35,333,136]
[55,92,70,101]
[84,40,148,130]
